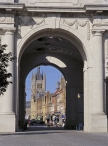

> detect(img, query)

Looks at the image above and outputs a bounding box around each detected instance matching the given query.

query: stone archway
[19,49,84,131]
[17,27,88,132]
[17,25,107,132]
[0,22,107,132]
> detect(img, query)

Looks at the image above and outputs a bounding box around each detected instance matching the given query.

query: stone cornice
[0,3,24,12]
[26,6,85,13]
[92,29,105,36]
[0,27,16,34]
[0,3,108,14]
[26,4,108,13]
[92,29,105,32]
[84,4,108,12]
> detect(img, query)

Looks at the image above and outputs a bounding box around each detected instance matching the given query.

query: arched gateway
[0,0,108,132]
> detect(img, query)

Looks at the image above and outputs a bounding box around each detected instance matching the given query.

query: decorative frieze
[93,15,102,26]
[62,18,90,40]
[19,14,46,29]
[19,17,35,29]
[0,14,14,24]
[93,15,108,26]
[0,14,5,22]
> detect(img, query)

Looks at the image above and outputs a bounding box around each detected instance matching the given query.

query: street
[0,124,108,146]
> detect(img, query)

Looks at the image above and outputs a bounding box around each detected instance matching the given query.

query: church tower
[30,66,46,119]
[35,66,46,93]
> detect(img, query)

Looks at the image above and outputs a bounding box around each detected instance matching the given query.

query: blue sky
[25,65,63,101]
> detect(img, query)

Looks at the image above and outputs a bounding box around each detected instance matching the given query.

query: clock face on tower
[37,83,42,89]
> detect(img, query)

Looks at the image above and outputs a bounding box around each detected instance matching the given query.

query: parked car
[29,119,37,125]
[35,120,45,124]
[30,120,34,125]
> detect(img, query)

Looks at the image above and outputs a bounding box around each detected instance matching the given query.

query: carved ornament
[19,15,46,29]
[93,16,102,25]
[19,17,35,29]
[63,18,90,40]
[102,16,108,25]
[93,15,108,26]
[0,14,6,22]
[33,17,45,25]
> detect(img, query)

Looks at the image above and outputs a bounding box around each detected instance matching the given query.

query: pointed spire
[61,74,62,79]
[37,66,40,73]
[36,66,42,80]
[42,71,43,79]
[32,71,33,79]
[44,72,46,78]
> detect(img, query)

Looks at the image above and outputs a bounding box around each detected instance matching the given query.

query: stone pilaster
[0,28,16,132]
[93,30,104,114]
[1,28,16,114]
[91,30,107,132]
[83,67,88,131]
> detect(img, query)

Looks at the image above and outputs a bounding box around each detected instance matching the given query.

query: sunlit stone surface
[0,0,108,132]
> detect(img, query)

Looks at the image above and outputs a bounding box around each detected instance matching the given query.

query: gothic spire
[37,66,40,73]
[36,66,42,80]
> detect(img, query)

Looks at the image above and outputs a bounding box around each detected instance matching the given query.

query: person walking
[54,116,57,127]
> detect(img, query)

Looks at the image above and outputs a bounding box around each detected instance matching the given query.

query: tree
[0,44,15,95]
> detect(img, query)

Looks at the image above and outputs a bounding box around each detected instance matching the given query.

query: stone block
[91,114,107,132]
[0,114,16,132]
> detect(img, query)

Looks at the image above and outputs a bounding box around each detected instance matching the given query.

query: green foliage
[0,44,15,95]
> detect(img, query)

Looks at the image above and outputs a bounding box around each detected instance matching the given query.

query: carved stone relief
[0,14,6,22]
[18,14,46,38]
[19,17,36,29]
[33,16,46,25]
[102,16,108,25]
[19,14,46,29]
[93,15,108,26]
[93,15,102,25]
[62,18,90,40]
[0,14,14,24]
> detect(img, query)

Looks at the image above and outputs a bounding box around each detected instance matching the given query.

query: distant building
[30,66,46,119]
[52,77,66,117]
[30,67,66,121]
[25,100,31,119]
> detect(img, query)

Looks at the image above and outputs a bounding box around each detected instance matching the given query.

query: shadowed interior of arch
[19,36,84,131]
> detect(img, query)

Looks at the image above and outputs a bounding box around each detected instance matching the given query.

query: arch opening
[25,65,66,129]
[18,28,88,65]
[18,30,85,131]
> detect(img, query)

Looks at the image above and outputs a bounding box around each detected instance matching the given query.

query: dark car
[30,120,34,125]
[30,119,37,125]
[35,120,45,124]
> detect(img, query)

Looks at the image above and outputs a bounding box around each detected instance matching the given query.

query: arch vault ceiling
[24,37,83,62]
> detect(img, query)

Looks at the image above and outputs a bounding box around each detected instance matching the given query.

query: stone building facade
[25,100,31,119]
[0,0,108,132]
[30,66,46,119]
[30,67,66,122]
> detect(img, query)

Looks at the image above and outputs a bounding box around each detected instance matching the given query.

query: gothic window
[37,83,42,89]
[50,96,52,103]
[33,95,36,102]
[45,96,46,104]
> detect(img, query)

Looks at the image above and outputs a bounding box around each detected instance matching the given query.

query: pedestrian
[47,118,49,126]
[62,119,65,128]
[54,116,57,127]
